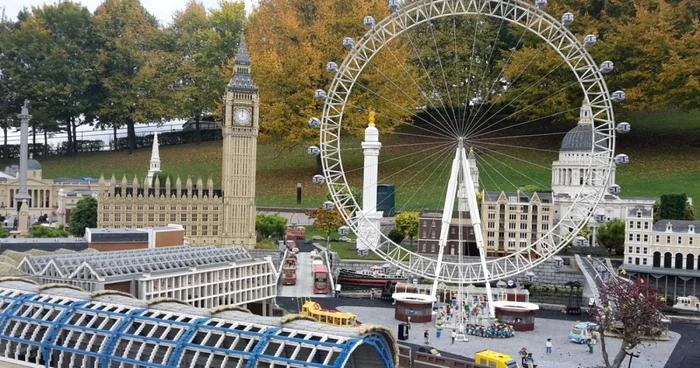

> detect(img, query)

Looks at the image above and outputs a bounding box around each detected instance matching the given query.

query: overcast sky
[1,0,259,23]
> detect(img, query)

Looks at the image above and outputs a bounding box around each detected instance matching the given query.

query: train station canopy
[0,279,397,368]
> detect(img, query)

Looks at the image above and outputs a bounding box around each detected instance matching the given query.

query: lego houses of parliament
[97,36,259,248]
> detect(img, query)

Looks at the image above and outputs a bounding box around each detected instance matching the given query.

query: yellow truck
[474,350,520,368]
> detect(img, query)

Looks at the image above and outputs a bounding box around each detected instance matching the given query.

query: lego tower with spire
[221,34,259,248]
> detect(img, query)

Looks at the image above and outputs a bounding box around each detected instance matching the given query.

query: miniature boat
[300,300,360,327]
[336,267,407,287]
[671,296,700,314]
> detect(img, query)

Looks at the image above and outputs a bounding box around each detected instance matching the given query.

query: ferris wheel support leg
[430,150,461,299]
[460,148,495,318]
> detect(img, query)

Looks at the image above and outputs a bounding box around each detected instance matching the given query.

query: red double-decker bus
[282,257,297,286]
[312,264,329,294]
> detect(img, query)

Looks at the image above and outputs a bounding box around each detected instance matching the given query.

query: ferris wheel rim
[319,0,616,283]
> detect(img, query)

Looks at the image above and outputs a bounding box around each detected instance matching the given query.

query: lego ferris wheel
[310,0,628,299]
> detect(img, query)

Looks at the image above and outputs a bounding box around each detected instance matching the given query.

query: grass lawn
[9,109,698,211]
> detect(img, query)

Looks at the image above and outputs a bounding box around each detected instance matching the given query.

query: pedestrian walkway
[339,305,679,368]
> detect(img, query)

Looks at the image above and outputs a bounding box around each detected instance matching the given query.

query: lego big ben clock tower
[222,34,258,248]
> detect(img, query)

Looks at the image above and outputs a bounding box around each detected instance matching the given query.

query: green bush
[388,228,405,244]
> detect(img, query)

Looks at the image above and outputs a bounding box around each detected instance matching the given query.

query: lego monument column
[356,111,383,256]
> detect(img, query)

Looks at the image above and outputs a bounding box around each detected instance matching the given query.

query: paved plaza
[339,306,680,368]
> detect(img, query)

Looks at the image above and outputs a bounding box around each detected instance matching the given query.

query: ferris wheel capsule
[611,90,626,103]
[327,62,339,74]
[308,146,320,156]
[562,12,574,26]
[323,201,335,211]
[616,122,631,134]
[364,16,375,28]
[314,89,327,100]
[388,0,400,13]
[338,225,350,236]
[575,236,589,248]
[583,34,597,47]
[608,184,621,195]
[600,61,614,73]
[343,37,355,50]
[309,117,321,129]
[594,213,607,223]
[312,174,325,185]
[614,153,629,165]
[535,0,547,10]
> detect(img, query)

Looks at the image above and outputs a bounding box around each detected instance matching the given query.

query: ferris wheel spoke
[352,81,457,138]
[341,140,453,151]
[472,148,520,191]
[471,143,551,189]
[468,139,562,154]
[343,103,456,140]
[467,57,567,138]
[461,10,508,137]
[465,24,530,133]
[459,9,482,136]
[470,131,569,141]
[466,40,550,134]
[468,78,580,140]
[343,141,453,175]
[402,27,460,136]
[468,105,580,141]
[380,146,454,213]
[426,21,461,136]
[383,42,460,136]
[366,61,453,135]
[404,151,450,213]
[378,143,456,184]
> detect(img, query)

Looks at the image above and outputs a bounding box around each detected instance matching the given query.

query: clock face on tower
[234,108,252,126]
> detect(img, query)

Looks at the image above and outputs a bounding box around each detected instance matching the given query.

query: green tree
[3,2,97,155]
[255,213,288,238]
[69,196,98,237]
[170,0,246,144]
[28,224,69,238]
[308,205,345,242]
[93,0,177,152]
[0,228,8,238]
[596,219,625,255]
[656,194,693,222]
[395,211,419,245]
[247,0,418,149]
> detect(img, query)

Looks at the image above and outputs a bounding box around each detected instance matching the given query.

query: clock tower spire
[221,33,258,248]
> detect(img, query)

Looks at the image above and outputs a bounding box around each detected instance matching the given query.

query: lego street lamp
[625,348,640,368]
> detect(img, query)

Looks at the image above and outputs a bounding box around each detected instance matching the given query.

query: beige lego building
[97,35,258,248]
[481,190,556,257]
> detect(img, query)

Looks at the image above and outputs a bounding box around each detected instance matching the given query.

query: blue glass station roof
[0,279,397,368]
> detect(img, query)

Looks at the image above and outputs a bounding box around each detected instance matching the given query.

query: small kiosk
[491,301,539,332]
[392,292,436,323]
